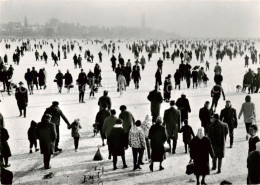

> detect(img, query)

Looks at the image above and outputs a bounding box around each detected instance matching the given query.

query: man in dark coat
[220,100,238,148]
[190,128,214,185]
[163,101,181,154]
[149,116,167,171]
[96,103,111,146]
[110,55,117,71]
[15,81,28,117]
[254,68,260,93]
[103,109,118,159]
[247,142,260,184]
[44,101,70,152]
[98,90,112,111]
[147,85,163,123]
[119,105,135,145]
[208,114,228,173]
[55,70,63,93]
[24,68,34,95]
[64,70,73,93]
[199,101,211,135]
[174,69,181,90]
[155,68,162,88]
[77,69,88,103]
[176,94,191,124]
[31,67,39,90]
[108,119,128,170]
[36,114,57,169]
[131,66,141,89]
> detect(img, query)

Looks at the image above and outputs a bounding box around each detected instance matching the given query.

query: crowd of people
[0,38,260,184]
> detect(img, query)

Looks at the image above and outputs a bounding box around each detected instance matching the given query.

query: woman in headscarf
[190,128,214,185]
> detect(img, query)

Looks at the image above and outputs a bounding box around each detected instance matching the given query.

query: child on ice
[179,119,195,153]
[28,120,39,153]
[68,119,82,152]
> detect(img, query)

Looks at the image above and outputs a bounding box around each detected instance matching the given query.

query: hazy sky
[0,0,259,38]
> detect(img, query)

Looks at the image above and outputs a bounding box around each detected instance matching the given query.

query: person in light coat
[238,95,256,140]
[129,120,146,170]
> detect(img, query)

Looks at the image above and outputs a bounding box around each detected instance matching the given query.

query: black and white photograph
[0,0,260,184]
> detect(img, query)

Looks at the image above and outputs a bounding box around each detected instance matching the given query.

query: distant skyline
[0,0,259,38]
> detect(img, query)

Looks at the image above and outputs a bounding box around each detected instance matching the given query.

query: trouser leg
[172,139,177,153]
[74,137,79,149]
[138,148,144,164]
[122,155,127,166]
[218,158,222,171]
[212,156,217,169]
[113,155,117,168]
[145,138,151,159]
[132,148,138,168]
[55,125,60,149]
[229,127,234,147]
[43,154,51,168]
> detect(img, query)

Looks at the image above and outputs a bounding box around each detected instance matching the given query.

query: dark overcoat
[147,90,163,119]
[108,126,127,156]
[36,121,57,155]
[163,107,181,140]
[208,121,228,158]
[149,123,167,162]
[190,136,214,175]
[15,87,28,110]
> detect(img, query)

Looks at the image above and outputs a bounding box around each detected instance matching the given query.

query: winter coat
[190,136,214,175]
[129,126,146,149]
[131,70,141,81]
[108,125,127,156]
[208,121,228,158]
[174,71,181,85]
[176,97,191,122]
[68,121,81,138]
[95,109,110,137]
[102,115,118,138]
[243,72,254,86]
[214,74,223,85]
[98,96,112,110]
[55,72,63,86]
[119,110,135,133]
[155,70,162,85]
[31,70,38,84]
[1,128,12,157]
[199,106,211,128]
[248,136,260,154]
[147,90,163,119]
[28,121,37,141]
[211,85,225,99]
[118,75,127,90]
[220,106,238,129]
[179,125,195,143]
[15,87,28,110]
[247,151,260,184]
[163,78,172,99]
[38,70,46,86]
[64,73,73,86]
[238,102,256,123]
[149,123,167,162]
[36,120,57,155]
[25,72,34,83]
[254,73,260,86]
[44,105,70,126]
[141,119,152,138]
[163,107,181,140]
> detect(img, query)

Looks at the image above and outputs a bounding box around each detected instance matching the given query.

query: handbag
[186,159,194,175]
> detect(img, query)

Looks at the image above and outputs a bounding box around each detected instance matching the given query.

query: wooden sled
[83,166,104,184]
